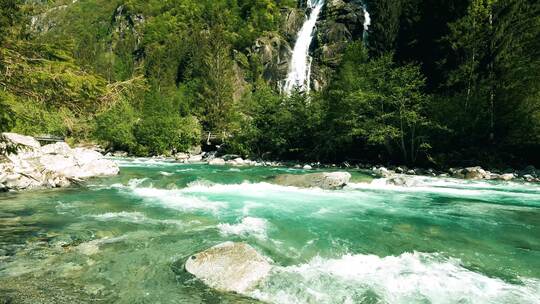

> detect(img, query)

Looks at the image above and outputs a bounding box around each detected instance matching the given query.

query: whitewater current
[0,159,539,303]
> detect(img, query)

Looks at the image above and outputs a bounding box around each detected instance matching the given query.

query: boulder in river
[185,242,272,294]
[463,166,490,180]
[208,158,226,166]
[272,172,351,190]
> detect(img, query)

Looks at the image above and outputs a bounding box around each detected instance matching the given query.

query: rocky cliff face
[312,0,366,90]
[251,0,366,91]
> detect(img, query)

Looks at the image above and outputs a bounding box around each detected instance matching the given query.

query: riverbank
[0,133,119,191]
[1,131,538,194]
[112,149,540,184]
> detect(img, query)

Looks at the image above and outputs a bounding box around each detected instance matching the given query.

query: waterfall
[362,4,371,41]
[283,0,324,95]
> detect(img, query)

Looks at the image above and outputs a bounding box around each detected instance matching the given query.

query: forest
[1,0,539,168]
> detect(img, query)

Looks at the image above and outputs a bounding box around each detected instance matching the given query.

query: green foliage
[135,91,201,155]
[0,0,538,166]
[5,96,75,136]
[0,0,21,45]
[437,0,540,161]
[94,99,138,151]
[322,42,436,164]
[193,27,238,132]
[0,92,16,133]
[229,83,323,160]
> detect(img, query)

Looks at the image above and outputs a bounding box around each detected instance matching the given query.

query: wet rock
[208,158,226,166]
[189,146,202,155]
[463,166,490,180]
[221,154,241,161]
[523,174,535,182]
[174,152,189,161]
[112,151,128,157]
[188,154,203,162]
[498,173,515,181]
[373,167,393,178]
[225,157,253,166]
[185,242,272,294]
[519,165,538,178]
[395,167,406,174]
[385,176,418,187]
[303,164,313,170]
[272,172,351,190]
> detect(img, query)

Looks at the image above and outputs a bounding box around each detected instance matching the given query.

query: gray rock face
[272,172,351,189]
[185,242,272,294]
[0,133,119,191]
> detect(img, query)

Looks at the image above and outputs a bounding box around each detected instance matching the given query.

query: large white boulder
[188,154,203,162]
[272,172,352,190]
[2,132,41,150]
[0,133,119,191]
[208,158,226,166]
[40,154,77,174]
[41,142,72,155]
[185,242,272,294]
[77,158,120,178]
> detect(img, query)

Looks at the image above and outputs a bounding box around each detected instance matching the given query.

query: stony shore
[114,150,540,184]
[0,133,119,191]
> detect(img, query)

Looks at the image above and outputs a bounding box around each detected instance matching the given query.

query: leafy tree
[439,0,540,162]
[134,92,202,155]
[0,0,21,45]
[324,42,435,164]
[194,27,238,133]
[94,99,138,151]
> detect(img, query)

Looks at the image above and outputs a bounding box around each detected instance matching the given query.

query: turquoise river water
[0,158,539,303]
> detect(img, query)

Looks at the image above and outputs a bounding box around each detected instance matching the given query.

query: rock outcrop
[272,172,351,189]
[185,242,272,294]
[0,133,119,191]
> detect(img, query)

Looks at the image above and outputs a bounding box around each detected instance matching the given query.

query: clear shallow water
[1,159,539,304]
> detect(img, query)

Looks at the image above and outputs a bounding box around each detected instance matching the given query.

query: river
[1,158,539,303]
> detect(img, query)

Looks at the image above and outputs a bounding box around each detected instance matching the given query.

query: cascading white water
[362,4,371,41]
[283,0,324,95]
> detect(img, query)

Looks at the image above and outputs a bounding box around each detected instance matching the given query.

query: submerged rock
[185,242,272,294]
[272,172,351,190]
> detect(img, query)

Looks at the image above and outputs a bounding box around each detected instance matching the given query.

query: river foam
[349,176,540,204]
[131,187,227,213]
[217,217,269,239]
[251,252,540,304]
[89,211,185,226]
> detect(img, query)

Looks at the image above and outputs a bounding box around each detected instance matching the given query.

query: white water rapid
[283,0,324,95]
[363,4,371,38]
